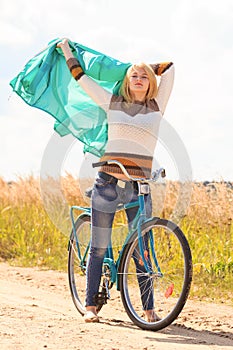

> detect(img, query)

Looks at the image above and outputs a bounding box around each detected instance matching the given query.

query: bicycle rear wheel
[119,217,192,331]
[68,214,91,315]
[68,214,112,315]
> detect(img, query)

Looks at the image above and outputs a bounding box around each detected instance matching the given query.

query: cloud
[0,0,37,46]
[0,21,33,46]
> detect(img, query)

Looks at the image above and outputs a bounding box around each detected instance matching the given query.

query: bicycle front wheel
[119,217,192,331]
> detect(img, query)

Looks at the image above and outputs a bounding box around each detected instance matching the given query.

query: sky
[1,0,233,182]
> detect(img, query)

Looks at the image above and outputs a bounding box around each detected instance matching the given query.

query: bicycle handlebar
[92,160,166,182]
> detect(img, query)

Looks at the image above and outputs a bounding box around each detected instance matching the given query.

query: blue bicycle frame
[69,189,162,290]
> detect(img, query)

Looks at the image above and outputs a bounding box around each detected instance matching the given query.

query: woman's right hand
[56,38,74,61]
[57,38,70,48]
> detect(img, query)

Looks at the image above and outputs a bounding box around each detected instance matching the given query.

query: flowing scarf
[10,39,131,157]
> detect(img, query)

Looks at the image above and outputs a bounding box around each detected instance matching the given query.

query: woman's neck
[131,91,146,102]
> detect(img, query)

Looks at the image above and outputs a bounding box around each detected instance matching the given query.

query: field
[0,175,232,304]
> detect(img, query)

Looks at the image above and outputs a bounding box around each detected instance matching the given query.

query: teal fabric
[10,39,131,157]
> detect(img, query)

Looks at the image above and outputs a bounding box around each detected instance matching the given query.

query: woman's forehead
[130,67,147,75]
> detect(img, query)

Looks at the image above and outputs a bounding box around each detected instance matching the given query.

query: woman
[57,39,174,322]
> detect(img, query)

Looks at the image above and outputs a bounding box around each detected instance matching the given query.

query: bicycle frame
[69,184,162,290]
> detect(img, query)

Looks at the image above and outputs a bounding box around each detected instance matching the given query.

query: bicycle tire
[119,217,192,331]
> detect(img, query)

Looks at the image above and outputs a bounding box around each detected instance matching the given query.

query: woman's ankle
[86,306,97,315]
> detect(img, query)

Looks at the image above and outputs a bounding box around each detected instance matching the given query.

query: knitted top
[66,58,174,179]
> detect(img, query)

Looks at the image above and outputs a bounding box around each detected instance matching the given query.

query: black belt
[98,171,138,190]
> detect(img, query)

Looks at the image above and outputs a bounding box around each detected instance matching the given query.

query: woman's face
[128,68,150,96]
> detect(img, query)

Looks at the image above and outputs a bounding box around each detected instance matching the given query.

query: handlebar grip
[92,161,107,168]
[161,169,166,178]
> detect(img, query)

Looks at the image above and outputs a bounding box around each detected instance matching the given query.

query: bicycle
[68,160,193,331]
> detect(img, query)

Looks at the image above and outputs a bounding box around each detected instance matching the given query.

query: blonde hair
[119,63,157,103]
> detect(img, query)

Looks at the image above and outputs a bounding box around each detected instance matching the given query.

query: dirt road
[0,262,232,350]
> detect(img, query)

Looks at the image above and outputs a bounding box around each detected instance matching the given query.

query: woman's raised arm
[150,62,175,115]
[57,39,112,111]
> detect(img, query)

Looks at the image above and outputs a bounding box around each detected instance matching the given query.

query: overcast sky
[1,0,233,181]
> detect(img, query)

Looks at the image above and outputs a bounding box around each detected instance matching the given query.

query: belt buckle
[117,179,126,188]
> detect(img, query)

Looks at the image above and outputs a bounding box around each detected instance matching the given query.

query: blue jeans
[85,172,154,310]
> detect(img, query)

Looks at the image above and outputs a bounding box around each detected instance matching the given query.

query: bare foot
[144,309,160,322]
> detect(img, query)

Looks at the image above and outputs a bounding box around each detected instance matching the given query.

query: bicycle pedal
[93,291,108,306]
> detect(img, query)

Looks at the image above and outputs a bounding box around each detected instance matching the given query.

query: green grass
[0,202,68,270]
[181,219,233,304]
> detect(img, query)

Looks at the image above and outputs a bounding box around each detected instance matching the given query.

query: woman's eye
[130,75,148,79]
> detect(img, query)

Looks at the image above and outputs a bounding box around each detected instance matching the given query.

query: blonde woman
[58,39,174,323]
